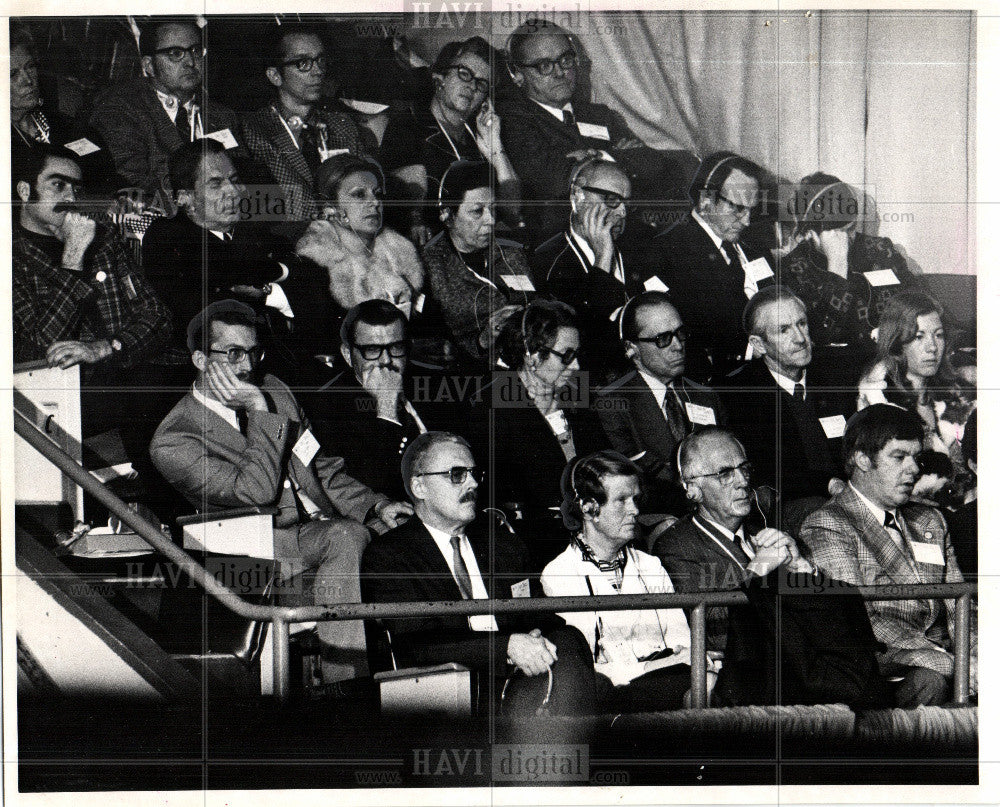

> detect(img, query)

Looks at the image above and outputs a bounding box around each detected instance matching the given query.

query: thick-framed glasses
[208,346,265,365]
[716,192,754,217]
[415,466,484,485]
[632,325,689,350]
[579,185,629,210]
[520,50,577,76]
[282,55,328,73]
[354,340,408,361]
[686,461,753,487]
[542,345,579,366]
[155,45,206,63]
[446,65,489,94]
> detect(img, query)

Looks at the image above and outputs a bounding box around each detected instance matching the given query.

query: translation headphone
[617,294,637,342]
[701,154,737,194]
[569,456,601,517]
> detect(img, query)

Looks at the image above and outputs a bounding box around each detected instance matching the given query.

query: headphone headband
[800,180,850,224]
[702,154,737,193]
[617,294,636,341]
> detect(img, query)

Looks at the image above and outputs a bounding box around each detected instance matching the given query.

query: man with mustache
[150,300,413,682]
[800,404,974,707]
[719,286,854,531]
[361,431,596,715]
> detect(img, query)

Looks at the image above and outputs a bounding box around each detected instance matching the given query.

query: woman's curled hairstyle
[494,298,577,370]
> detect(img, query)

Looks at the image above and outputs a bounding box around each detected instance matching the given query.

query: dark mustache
[460,491,477,503]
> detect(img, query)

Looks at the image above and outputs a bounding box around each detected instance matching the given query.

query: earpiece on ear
[580,499,600,517]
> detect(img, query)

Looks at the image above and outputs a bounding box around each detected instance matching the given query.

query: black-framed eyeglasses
[282,54,328,73]
[208,346,265,365]
[716,192,755,218]
[155,45,206,63]
[354,340,408,361]
[579,185,629,210]
[542,345,579,366]
[632,325,689,350]
[686,461,753,487]
[519,50,577,76]
[415,466,484,485]
[446,65,489,94]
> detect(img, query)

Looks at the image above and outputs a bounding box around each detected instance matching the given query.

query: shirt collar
[697,513,745,543]
[533,99,573,122]
[849,481,898,525]
[691,208,728,254]
[767,366,806,397]
[568,227,596,268]
[192,384,239,430]
[637,368,670,410]
[155,88,198,122]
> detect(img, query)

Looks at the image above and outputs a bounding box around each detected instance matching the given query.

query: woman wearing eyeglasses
[482,300,610,570]
[419,160,536,364]
[379,36,523,245]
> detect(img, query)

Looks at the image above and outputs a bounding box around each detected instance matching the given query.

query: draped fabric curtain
[405,9,974,275]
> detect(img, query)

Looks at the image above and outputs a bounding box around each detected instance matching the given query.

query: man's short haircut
[265,23,323,70]
[169,137,228,195]
[507,19,573,67]
[689,150,761,206]
[742,285,805,337]
[138,17,200,58]
[570,157,625,192]
[843,403,925,476]
[620,291,676,342]
[340,298,408,347]
[12,144,82,202]
[432,36,492,76]
[676,426,743,482]
[10,22,36,53]
[400,431,473,500]
[186,299,258,354]
[439,159,495,219]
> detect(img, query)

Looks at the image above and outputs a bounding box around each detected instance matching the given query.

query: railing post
[953,593,971,704]
[272,617,290,703]
[689,601,707,709]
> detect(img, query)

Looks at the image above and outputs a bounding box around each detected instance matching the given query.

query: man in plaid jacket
[800,404,975,707]
[13,144,172,371]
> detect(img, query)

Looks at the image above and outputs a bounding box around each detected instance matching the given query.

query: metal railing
[14,406,977,707]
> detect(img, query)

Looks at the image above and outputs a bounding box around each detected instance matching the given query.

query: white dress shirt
[767,366,807,398]
[425,521,498,632]
[568,227,625,284]
[192,384,239,431]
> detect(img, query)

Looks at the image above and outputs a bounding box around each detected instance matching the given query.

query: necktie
[562,108,576,131]
[884,512,906,550]
[793,383,806,402]
[175,105,192,143]
[450,535,474,600]
[720,240,737,266]
[236,409,249,435]
[662,386,688,444]
[298,116,322,177]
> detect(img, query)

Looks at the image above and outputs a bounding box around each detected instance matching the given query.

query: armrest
[177,506,279,527]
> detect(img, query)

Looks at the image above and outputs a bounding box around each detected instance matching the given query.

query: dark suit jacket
[648,212,773,378]
[718,359,854,504]
[360,516,556,672]
[89,79,240,208]
[597,374,726,512]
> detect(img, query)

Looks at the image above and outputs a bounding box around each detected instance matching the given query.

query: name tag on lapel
[292,428,320,466]
[819,415,847,438]
[64,137,101,156]
[502,274,535,292]
[643,275,669,292]
[685,402,717,426]
[577,121,610,140]
[745,257,774,282]
[911,541,945,566]
[864,269,901,287]
[511,579,531,598]
[204,128,239,149]
[469,614,499,632]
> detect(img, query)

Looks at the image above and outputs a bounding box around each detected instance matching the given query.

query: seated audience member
[858,291,975,470]
[361,431,597,715]
[10,26,74,157]
[150,300,413,681]
[944,408,977,579]
[421,160,535,363]
[720,286,854,528]
[541,451,716,712]
[142,138,294,356]
[486,300,610,569]
[379,36,523,243]
[653,427,813,652]
[649,152,775,380]
[89,17,241,212]
[778,172,921,352]
[13,144,172,372]
[289,154,423,357]
[800,404,975,706]
[598,293,726,513]
[241,24,366,222]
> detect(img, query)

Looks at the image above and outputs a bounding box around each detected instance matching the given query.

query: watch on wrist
[109,337,123,355]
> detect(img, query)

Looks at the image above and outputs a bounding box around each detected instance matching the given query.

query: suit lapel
[264,109,313,187]
[140,84,183,155]
[842,489,920,585]
[413,520,464,599]
[630,382,674,460]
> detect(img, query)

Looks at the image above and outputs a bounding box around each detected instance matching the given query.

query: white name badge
[819,415,847,439]
[320,148,351,162]
[292,428,320,467]
[502,274,535,292]
[911,541,945,566]
[745,257,775,283]
[864,269,900,287]
[511,579,531,598]
[685,402,717,426]
[204,128,239,149]
[643,275,669,292]
[577,121,611,141]
[413,292,426,314]
[64,137,101,156]
[469,614,499,632]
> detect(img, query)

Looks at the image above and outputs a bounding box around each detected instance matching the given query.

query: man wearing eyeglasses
[89,17,241,212]
[648,151,775,381]
[361,431,596,715]
[241,24,366,221]
[596,292,725,513]
[151,300,413,682]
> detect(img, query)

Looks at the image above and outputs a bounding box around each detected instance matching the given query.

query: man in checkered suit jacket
[800,404,975,707]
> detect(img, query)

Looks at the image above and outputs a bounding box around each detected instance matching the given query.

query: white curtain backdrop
[404,9,974,275]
